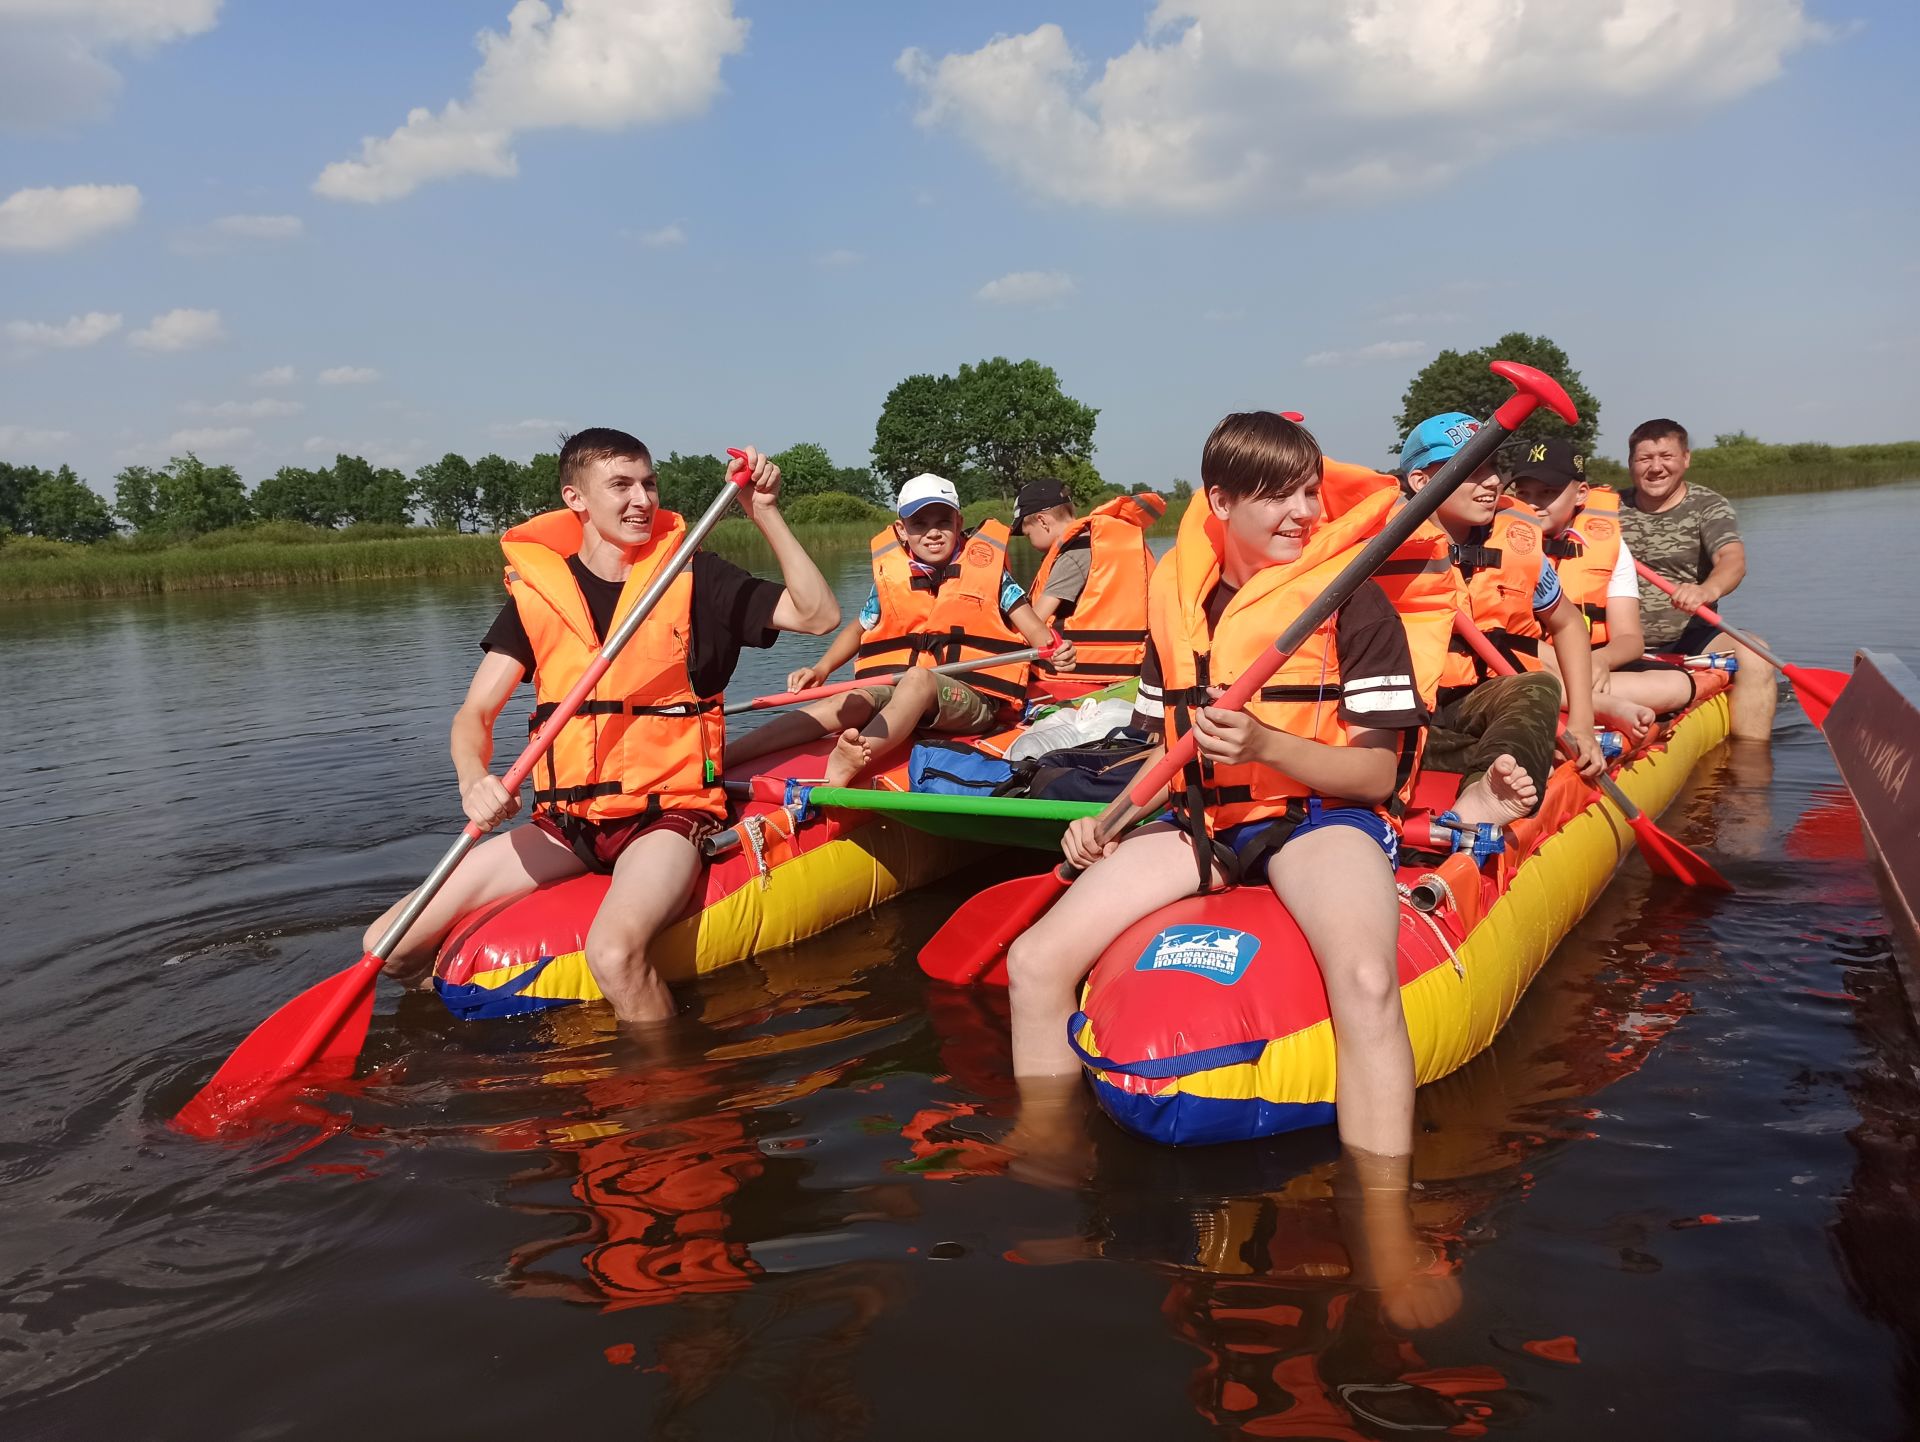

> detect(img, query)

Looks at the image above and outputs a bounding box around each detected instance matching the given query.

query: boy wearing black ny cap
[1014,476,1164,687]
[1506,438,1694,726]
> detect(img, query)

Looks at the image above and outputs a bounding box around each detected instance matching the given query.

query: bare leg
[725,691,880,770]
[1448,753,1538,828]
[1269,824,1413,1158]
[1334,1146,1462,1330]
[823,668,940,787]
[364,823,585,983]
[1716,633,1777,740]
[1006,825,1204,1076]
[583,827,705,1024]
[1604,668,1694,716]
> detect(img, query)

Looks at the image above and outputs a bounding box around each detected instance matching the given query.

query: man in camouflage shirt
[1620,418,1776,740]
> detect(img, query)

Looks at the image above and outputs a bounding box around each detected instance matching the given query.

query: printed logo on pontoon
[1135,925,1260,986]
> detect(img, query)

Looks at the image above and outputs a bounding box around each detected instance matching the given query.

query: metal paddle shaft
[723,641,1055,716]
[175,460,758,1134]
[921,361,1579,984]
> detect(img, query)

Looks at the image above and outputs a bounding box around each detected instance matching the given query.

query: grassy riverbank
[0,516,889,601]
[3,463,1912,601]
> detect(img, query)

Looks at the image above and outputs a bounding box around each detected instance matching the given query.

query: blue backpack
[909,740,1015,796]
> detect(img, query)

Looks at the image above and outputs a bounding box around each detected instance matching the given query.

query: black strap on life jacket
[855,627,1032,702]
[1545,534,1583,560]
[530,780,625,806]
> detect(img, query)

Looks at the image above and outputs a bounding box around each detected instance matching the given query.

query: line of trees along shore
[5,340,1918,553]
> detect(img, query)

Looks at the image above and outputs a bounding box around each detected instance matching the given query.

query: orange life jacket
[1149,462,1456,833]
[501,508,726,824]
[1545,485,1622,647]
[1439,496,1549,706]
[1030,492,1166,680]
[853,519,1032,707]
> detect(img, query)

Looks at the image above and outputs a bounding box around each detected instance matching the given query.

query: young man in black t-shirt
[362,432,839,1022]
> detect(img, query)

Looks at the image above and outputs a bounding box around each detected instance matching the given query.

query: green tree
[1171,478,1193,502]
[653,450,726,516]
[329,453,413,526]
[872,373,967,495]
[21,465,115,542]
[113,464,163,534]
[253,466,343,527]
[1037,453,1106,509]
[1393,332,1599,460]
[414,453,477,530]
[768,441,838,498]
[519,451,560,521]
[472,453,526,531]
[0,461,38,534]
[873,358,1099,504]
[153,454,251,536]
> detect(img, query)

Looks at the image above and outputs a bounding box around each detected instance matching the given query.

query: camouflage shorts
[854,675,1003,734]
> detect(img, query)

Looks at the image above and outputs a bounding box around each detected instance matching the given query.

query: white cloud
[185,397,304,419]
[0,423,74,450]
[5,310,123,350]
[637,222,686,248]
[302,434,423,470]
[976,269,1076,306]
[212,212,302,239]
[0,1,221,130]
[1380,310,1461,328]
[167,425,252,451]
[313,0,749,203]
[249,364,297,387]
[816,247,862,268]
[489,417,565,437]
[900,2,1823,213]
[318,365,380,385]
[0,183,141,252]
[1303,339,1427,368]
[128,307,225,352]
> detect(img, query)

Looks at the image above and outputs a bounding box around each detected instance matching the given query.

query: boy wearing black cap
[1014,476,1165,686]
[1506,439,1694,727]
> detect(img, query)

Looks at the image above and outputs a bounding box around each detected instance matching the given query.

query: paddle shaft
[367,468,755,961]
[723,644,1052,715]
[1086,373,1564,853]
[1632,561,1785,672]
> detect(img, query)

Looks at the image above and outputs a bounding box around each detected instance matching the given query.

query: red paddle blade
[1785,664,1848,729]
[172,955,382,1138]
[918,869,1070,986]
[1627,812,1735,892]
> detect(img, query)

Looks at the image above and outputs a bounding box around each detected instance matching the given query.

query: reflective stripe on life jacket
[501,508,726,824]
[1030,492,1166,680]
[1548,485,1622,647]
[853,519,1033,705]
[1439,496,1548,707]
[1148,461,1456,834]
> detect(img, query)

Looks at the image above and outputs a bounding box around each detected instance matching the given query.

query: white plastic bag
[1006,697,1138,762]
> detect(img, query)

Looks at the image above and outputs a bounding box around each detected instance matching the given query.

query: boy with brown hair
[363,430,841,1023]
[725,473,1075,786]
[1007,412,1433,1161]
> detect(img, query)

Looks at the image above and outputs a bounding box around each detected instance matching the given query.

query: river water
[4,486,1919,1440]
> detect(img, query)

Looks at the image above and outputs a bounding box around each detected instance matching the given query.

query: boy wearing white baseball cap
[726,474,1075,785]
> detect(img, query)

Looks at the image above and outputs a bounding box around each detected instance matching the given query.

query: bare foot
[1450,753,1538,827]
[1592,694,1655,740]
[823,727,874,787]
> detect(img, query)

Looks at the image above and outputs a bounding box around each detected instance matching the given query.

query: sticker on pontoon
[1134,925,1260,986]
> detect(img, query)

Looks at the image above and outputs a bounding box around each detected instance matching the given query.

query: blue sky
[3,0,1916,498]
